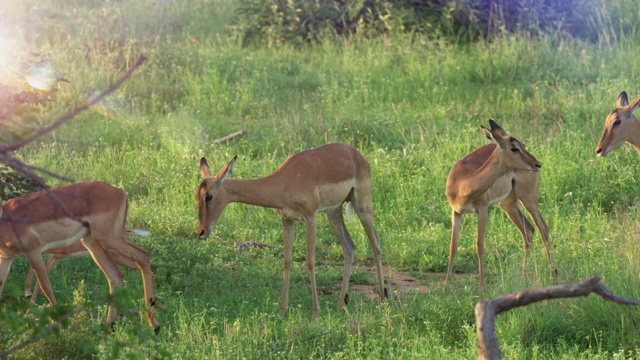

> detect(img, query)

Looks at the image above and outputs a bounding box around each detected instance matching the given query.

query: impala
[445,120,556,287]
[596,91,640,157]
[196,143,386,320]
[23,238,140,302]
[0,182,160,333]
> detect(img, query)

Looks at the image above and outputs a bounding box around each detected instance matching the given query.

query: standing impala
[196,143,386,320]
[0,182,160,333]
[596,91,640,157]
[445,120,556,287]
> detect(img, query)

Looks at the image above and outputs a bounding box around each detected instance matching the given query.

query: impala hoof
[344,293,349,306]
[383,287,389,300]
[154,325,161,335]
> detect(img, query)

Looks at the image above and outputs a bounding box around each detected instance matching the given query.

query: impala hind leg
[81,238,122,329]
[446,211,463,287]
[279,218,294,318]
[326,207,355,310]
[350,194,386,302]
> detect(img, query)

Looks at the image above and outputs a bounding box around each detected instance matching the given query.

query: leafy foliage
[231,0,639,45]
[0,53,68,145]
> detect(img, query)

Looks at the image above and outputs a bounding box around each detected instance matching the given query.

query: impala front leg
[279,218,294,318]
[304,217,320,320]
[476,208,489,289]
[27,252,57,306]
[0,257,13,298]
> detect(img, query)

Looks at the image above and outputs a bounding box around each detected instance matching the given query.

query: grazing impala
[445,120,555,287]
[0,182,160,333]
[197,143,386,320]
[596,91,640,157]
[23,238,140,302]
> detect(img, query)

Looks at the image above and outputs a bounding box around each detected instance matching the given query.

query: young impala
[445,120,556,287]
[0,182,160,333]
[196,143,386,320]
[596,91,640,157]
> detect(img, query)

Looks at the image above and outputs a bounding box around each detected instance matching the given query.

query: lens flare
[25,60,57,91]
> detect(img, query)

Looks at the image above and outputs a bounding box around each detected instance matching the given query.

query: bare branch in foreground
[475,276,640,360]
[0,55,148,154]
[213,129,246,145]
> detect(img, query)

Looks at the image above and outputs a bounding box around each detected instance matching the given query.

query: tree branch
[475,276,640,360]
[0,55,147,154]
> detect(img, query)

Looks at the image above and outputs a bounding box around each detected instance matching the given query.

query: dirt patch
[338,264,448,301]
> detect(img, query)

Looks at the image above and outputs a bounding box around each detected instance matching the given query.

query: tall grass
[1,0,640,358]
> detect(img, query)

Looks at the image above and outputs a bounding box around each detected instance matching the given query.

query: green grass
[2,0,640,358]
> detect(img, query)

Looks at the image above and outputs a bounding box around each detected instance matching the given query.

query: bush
[230,0,639,45]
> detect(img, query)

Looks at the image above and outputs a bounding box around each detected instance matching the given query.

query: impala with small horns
[0,182,160,333]
[596,91,640,157]
[445,120,556,287]
[197,143,386,320]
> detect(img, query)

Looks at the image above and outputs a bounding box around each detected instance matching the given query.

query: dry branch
[213,129,246,145]
[475,276,640,360]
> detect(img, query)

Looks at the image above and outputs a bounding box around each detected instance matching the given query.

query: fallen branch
[213,129,246,145]
[475,276,640,360]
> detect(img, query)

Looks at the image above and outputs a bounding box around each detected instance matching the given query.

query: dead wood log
[475,276,640,360]
[213,130,246,145]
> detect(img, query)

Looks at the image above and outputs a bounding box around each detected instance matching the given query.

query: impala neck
[465,149,511,199]
[629,123,640,153]
[223,177,285,209]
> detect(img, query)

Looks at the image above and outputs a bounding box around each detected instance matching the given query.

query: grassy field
[2,0,640,358]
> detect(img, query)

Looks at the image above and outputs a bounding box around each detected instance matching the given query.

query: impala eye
[205,194,213,202]
[511,147,520,153]
[612,118,622,127]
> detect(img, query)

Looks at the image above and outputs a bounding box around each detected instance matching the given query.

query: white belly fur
[41,228,88,252]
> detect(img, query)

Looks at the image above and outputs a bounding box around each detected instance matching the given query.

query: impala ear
[482,119,509,149]
[629,96,640,114]
[200,157,212,178]
[215,155,237,181]
[617,91,629,108]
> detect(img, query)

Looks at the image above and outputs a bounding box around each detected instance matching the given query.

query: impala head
[595,91,640,157]
[196,156,237,238]
[482,119,542,173]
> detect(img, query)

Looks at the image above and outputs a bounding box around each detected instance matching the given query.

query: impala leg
[279,218,294,318]
[26,252,57,305]
[326,207,355,310]
[519,196,556,280]
[499,191,535,280]
[476,208,489,289]
[446,211,463,286]
[0,257,13,298]
[27,255,62,302]
[304,217,320,321]
[120,242,160,332]
[81,238,122,328]
[355,211,385,303]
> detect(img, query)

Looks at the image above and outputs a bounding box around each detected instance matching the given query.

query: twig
[0,55,147,154]
[475,276,640,360]
[213,130,246,145]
